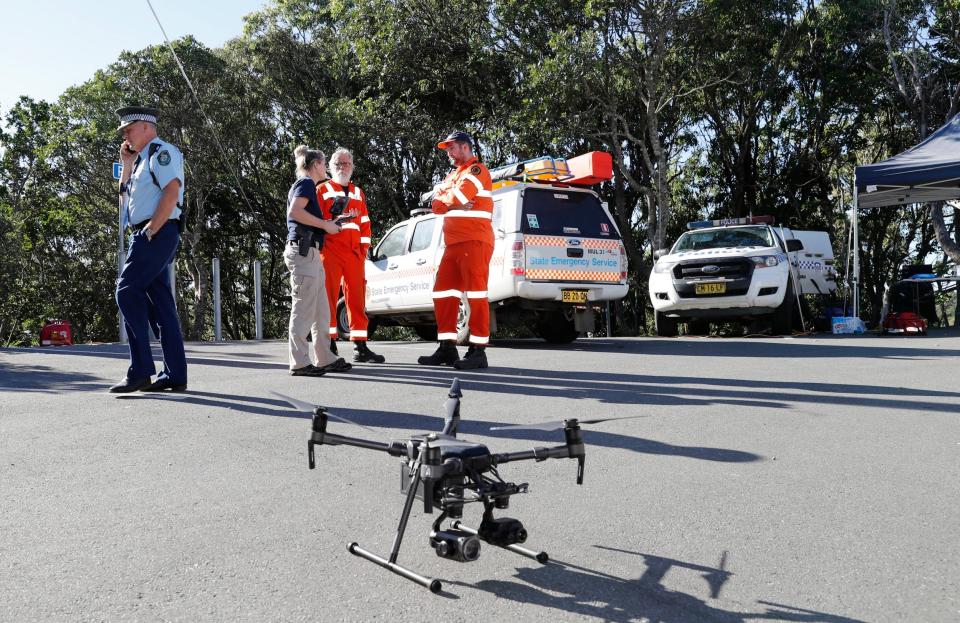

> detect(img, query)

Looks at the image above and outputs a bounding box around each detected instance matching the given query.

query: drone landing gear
[348,449,444,594]
[347,543,442,594]
[451,520,549,564]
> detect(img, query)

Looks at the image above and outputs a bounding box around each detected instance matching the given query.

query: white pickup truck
[336,154,630,343]
[648,216,836,335]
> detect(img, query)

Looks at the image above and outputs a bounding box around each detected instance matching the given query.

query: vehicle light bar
[686,215,775,229]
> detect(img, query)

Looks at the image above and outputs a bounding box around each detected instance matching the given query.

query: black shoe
[318,357,352,373]
[290,364,327,377]
[353,341,385,363]
[141,377,188,392]
[453,346,488,370]
[108,376,152,393]
[418,341,459,366]
[329,339,338,356]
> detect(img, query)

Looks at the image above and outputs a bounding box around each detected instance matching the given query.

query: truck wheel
[687,320,710,336]
[336,298,350,340]
[456,296,471,345]
[337,297,378,340]
[655,311,678,337]
[771,284,795,335]
[536,310,578,344]
[413,325,438,341]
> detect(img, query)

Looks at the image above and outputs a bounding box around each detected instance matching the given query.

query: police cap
[437,130,473,149]
[116,106,159,131]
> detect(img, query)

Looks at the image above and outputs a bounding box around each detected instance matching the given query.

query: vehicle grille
[673,259,753,280]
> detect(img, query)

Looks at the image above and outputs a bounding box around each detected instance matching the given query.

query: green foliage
[2,0,958,343]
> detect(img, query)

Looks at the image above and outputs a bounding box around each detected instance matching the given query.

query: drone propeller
[270,390,384,438]
[490,414,649,432]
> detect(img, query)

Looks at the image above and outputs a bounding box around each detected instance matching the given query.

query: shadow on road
[449,545,864,623]
[497,336,960,361]
[109,389,761,463]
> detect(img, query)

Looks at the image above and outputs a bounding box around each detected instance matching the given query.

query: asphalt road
[2,333,959,622]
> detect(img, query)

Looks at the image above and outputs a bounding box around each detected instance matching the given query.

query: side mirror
[653,248,669,260]
[786,239,803,252]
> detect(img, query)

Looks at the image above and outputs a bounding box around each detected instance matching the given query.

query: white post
[213,258,222,341]
[852,176,860,319]
[254,260,263,340]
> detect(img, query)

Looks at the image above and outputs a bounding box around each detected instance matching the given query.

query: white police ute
[648,216,836,336]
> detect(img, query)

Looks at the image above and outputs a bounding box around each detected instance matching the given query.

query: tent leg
[852,178,860,319]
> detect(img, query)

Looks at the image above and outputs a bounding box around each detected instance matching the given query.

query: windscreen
[671,226,774,252]
[520,188,619,239]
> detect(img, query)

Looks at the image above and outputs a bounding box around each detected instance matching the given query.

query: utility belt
[288,238,322,249]
[128,218,181,233]
[291,224,325,257]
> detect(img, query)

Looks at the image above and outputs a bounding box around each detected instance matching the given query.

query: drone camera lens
[431,530,481,562]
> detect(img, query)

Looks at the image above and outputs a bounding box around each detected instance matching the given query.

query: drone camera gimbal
[273,378,644,594]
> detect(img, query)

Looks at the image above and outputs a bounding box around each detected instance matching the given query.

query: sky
[0,0,268,115]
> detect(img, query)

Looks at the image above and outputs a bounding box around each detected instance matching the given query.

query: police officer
[109,106,188,393]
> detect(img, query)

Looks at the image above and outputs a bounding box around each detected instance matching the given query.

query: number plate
[695,282,726,295]
[562,290,588,303]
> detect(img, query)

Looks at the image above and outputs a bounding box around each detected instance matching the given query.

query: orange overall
[431,157,494,345]
[318,180,372,341]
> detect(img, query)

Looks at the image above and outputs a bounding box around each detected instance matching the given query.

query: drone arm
[309,429,406,471]
[493,425,586,484]
[492,444,571,464]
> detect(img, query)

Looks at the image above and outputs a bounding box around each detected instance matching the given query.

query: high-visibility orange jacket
[431,157,494,248]
[317,180,372,258]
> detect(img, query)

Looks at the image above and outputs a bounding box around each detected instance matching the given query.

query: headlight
[652,261,677,274]
[750,255,780,268]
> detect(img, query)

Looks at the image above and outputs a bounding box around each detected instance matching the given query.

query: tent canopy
[856,113,960,209]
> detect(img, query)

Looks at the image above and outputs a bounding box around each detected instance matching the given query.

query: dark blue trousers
[116,224,187,383]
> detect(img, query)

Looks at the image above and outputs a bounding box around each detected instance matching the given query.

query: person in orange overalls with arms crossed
[317,148,385,363]
[417,131,493,370]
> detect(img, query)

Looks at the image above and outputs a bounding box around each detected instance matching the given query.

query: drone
[273,378,643,594]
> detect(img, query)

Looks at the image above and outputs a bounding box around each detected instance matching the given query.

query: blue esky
[0,0,267,115]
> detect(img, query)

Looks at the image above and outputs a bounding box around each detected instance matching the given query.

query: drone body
[273,378,639,594]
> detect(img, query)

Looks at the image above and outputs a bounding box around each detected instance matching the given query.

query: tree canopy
[2,0,958,345]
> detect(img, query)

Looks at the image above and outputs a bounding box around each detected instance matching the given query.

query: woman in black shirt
[284,145,353,376]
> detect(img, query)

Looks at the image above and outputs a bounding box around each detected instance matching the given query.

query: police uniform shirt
[286,177,325,241]
[126,138,185,226]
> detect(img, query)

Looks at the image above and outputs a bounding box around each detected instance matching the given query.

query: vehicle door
[365,222,410,311]
[399,216,441,310]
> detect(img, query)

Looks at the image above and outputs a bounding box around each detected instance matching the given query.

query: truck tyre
[536,310,578,344]
[336,298,350,340]
[687,320,710,336]
[456,296,471,345]
[655,311,678,337]
[771,283,795,335]
[413,325,438,341]
[337,297,378,340]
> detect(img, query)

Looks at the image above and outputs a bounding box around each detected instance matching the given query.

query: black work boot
[417,341,459,366]
[329,339,338,356]
[353,341,385,363]
[453,346,488,370]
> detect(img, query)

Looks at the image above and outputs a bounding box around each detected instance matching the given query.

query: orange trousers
[322,251,369,341]
[432,240,493,345]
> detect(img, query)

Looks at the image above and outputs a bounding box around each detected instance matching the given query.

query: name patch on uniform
[158,150,171,166]
[470,165,482,175]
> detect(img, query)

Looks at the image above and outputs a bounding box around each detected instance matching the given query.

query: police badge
[158,150,171,166]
